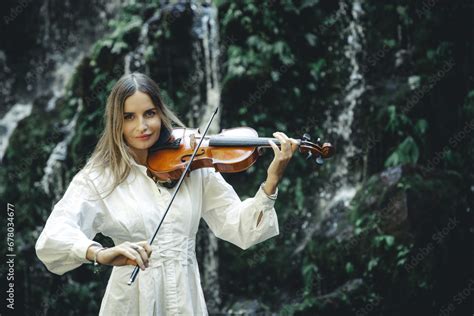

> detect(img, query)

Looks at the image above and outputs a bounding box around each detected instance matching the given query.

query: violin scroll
[298,133,335,166]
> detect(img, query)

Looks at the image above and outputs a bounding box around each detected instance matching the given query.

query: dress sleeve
[201,168,280,250]
[35,170,105,275]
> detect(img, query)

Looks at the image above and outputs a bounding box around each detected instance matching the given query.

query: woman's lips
[136,134,151,140]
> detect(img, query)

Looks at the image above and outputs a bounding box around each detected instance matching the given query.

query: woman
[35,73,298,315]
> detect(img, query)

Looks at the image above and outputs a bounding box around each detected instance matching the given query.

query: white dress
[35,160,279,315]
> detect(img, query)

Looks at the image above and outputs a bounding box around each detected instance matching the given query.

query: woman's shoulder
[76,164,105,183]
[71,164,113,198]
[81,160,113,179]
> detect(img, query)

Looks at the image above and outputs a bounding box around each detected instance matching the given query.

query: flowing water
[189,2,222,312]
[295,0,366,253]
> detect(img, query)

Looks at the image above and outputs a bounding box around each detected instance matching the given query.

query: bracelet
[93,247,108,266]
[261,182,278,200]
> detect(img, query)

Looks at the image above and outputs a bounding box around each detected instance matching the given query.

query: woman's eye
[145,110,156,117]
[124,114,133,120]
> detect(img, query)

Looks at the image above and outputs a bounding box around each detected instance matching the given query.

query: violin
[146,127,335,182]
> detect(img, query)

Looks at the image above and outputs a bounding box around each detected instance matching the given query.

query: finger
[120,249,139,267]
[132,244,149,267]
[138,241,153,257]
[126,258,138,266]
[127,247,146,270]
[276,131,290,142]
[289,138,299,153]
[273,132,285,142]
[280,135,297,154]
[272,133,286,150]
[275,132,291,148]
[135,241,146,252]
[268,139,280,156]
[274,132,291,155]
[282,136,295,154]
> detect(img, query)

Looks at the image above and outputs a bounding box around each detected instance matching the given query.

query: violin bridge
[190,133,196,149]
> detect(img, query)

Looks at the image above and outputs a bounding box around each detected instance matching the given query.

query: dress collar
[130,159,162,184]
[130,159,148,174]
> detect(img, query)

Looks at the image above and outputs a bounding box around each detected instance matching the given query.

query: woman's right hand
[94,241,152,270]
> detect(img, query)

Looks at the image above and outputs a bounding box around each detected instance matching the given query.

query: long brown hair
[84,73,184,197]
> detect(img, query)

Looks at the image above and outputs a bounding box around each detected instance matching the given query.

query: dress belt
[148,236,195,268]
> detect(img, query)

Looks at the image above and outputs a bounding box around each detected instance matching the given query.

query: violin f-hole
[181,148,205,163]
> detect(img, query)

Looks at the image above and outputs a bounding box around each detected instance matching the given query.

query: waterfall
[39,100,83,198]
[39,0,51,44]
[47,56,84,112]
[0,103,33,163]
[295,0,366,253]
[28,48,86,198]
[322,0,366,209]
[124,14,154,74]
[190,2,222,312]
[323,0,366,183]
[0,50,14,112]
[196,2,221,132]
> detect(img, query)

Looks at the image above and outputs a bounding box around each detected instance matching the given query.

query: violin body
[147,127,264,181]
[146,127,335,181]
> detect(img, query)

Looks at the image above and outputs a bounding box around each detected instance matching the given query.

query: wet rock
[226,299,270,315]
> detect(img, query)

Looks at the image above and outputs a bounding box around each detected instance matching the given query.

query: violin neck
[208,137,299,147]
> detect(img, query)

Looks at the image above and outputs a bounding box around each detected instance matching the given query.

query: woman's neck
[133,149,148,166]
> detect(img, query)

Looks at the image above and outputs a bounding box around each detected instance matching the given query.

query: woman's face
[122,91,161,155]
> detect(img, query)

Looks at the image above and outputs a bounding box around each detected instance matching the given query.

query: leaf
[415,119,428,136]
[373,235,395,249]
[111,41,128,54]
[383,39,397,48]
[385,136,420,167]
[302,263,317,276]
[300,0,319,10]
[368,258,379,271]
[305,33,317,47]
[345,262,354,274]
[385,235,395,247]
[385,105,398,132]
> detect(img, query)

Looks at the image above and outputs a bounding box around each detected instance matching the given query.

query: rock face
[307,163,469,315]
[351,166,409,233]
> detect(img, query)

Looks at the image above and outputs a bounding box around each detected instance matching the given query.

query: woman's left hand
[264,131,298,195]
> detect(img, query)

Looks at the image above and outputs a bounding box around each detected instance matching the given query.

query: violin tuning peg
[315,155,324,165]
[302,133,311,142]
[306,151,313,160]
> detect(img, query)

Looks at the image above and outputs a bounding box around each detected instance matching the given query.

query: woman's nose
[138,118,148,131]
